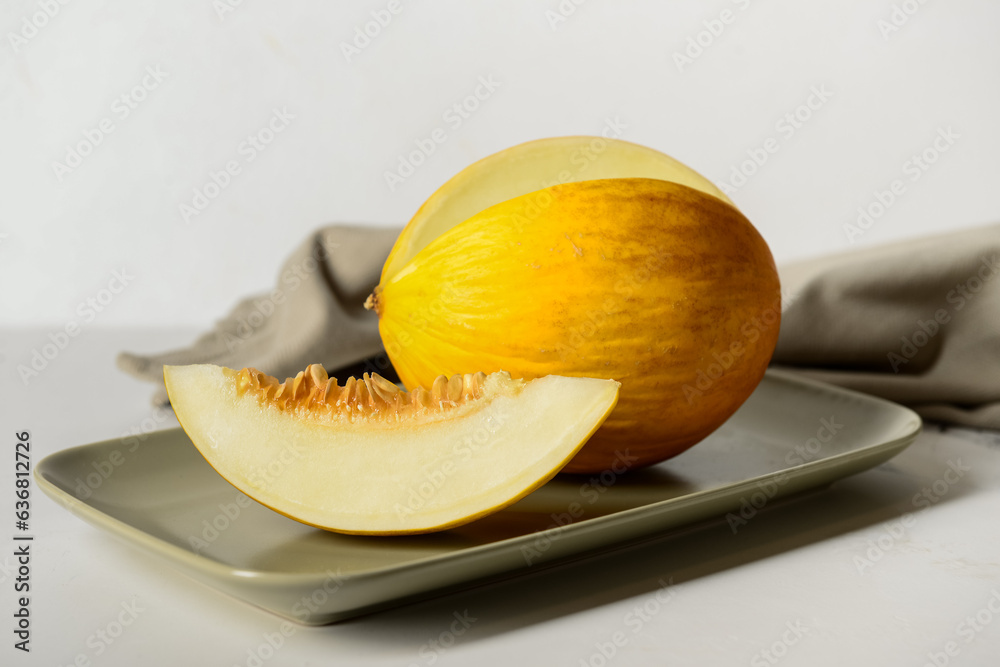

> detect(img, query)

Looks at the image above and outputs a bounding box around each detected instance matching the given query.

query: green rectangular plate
[36,369,921,624]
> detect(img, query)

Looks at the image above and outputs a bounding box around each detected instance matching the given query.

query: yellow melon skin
[371,178,781,473]
[381,135,733,281]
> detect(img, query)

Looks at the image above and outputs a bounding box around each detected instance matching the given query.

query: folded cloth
[117,225,399,406]
[119,222,1000,429]
[773,222,1000,428]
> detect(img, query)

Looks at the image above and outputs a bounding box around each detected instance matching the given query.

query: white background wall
[3,0,998,329]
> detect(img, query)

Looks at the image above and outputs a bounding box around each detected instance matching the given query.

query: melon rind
[381,135,732,282]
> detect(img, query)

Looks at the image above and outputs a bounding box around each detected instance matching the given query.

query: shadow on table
[312,431,985,647]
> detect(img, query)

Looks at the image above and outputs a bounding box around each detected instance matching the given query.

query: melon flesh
[164,364,619,534]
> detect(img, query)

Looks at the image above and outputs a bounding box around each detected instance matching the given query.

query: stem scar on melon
[363,288,382,316]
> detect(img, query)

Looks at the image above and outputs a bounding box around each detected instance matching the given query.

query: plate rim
[36,369,922,591]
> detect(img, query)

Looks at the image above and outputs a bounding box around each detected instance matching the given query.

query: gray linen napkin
[774,222,1000,428]
[117,225,400,406]
[118,222,1000,428]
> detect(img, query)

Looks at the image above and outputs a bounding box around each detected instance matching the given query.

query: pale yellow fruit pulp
[164,364,619,534]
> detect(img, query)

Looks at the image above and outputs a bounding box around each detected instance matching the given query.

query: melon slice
[163,364,619,535]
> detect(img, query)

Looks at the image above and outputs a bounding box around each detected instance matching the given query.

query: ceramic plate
[36,369,921,624]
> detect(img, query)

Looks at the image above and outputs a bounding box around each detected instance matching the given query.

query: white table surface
[4,327,1000,667]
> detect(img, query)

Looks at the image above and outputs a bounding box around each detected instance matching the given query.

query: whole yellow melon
[368,139,780,473]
